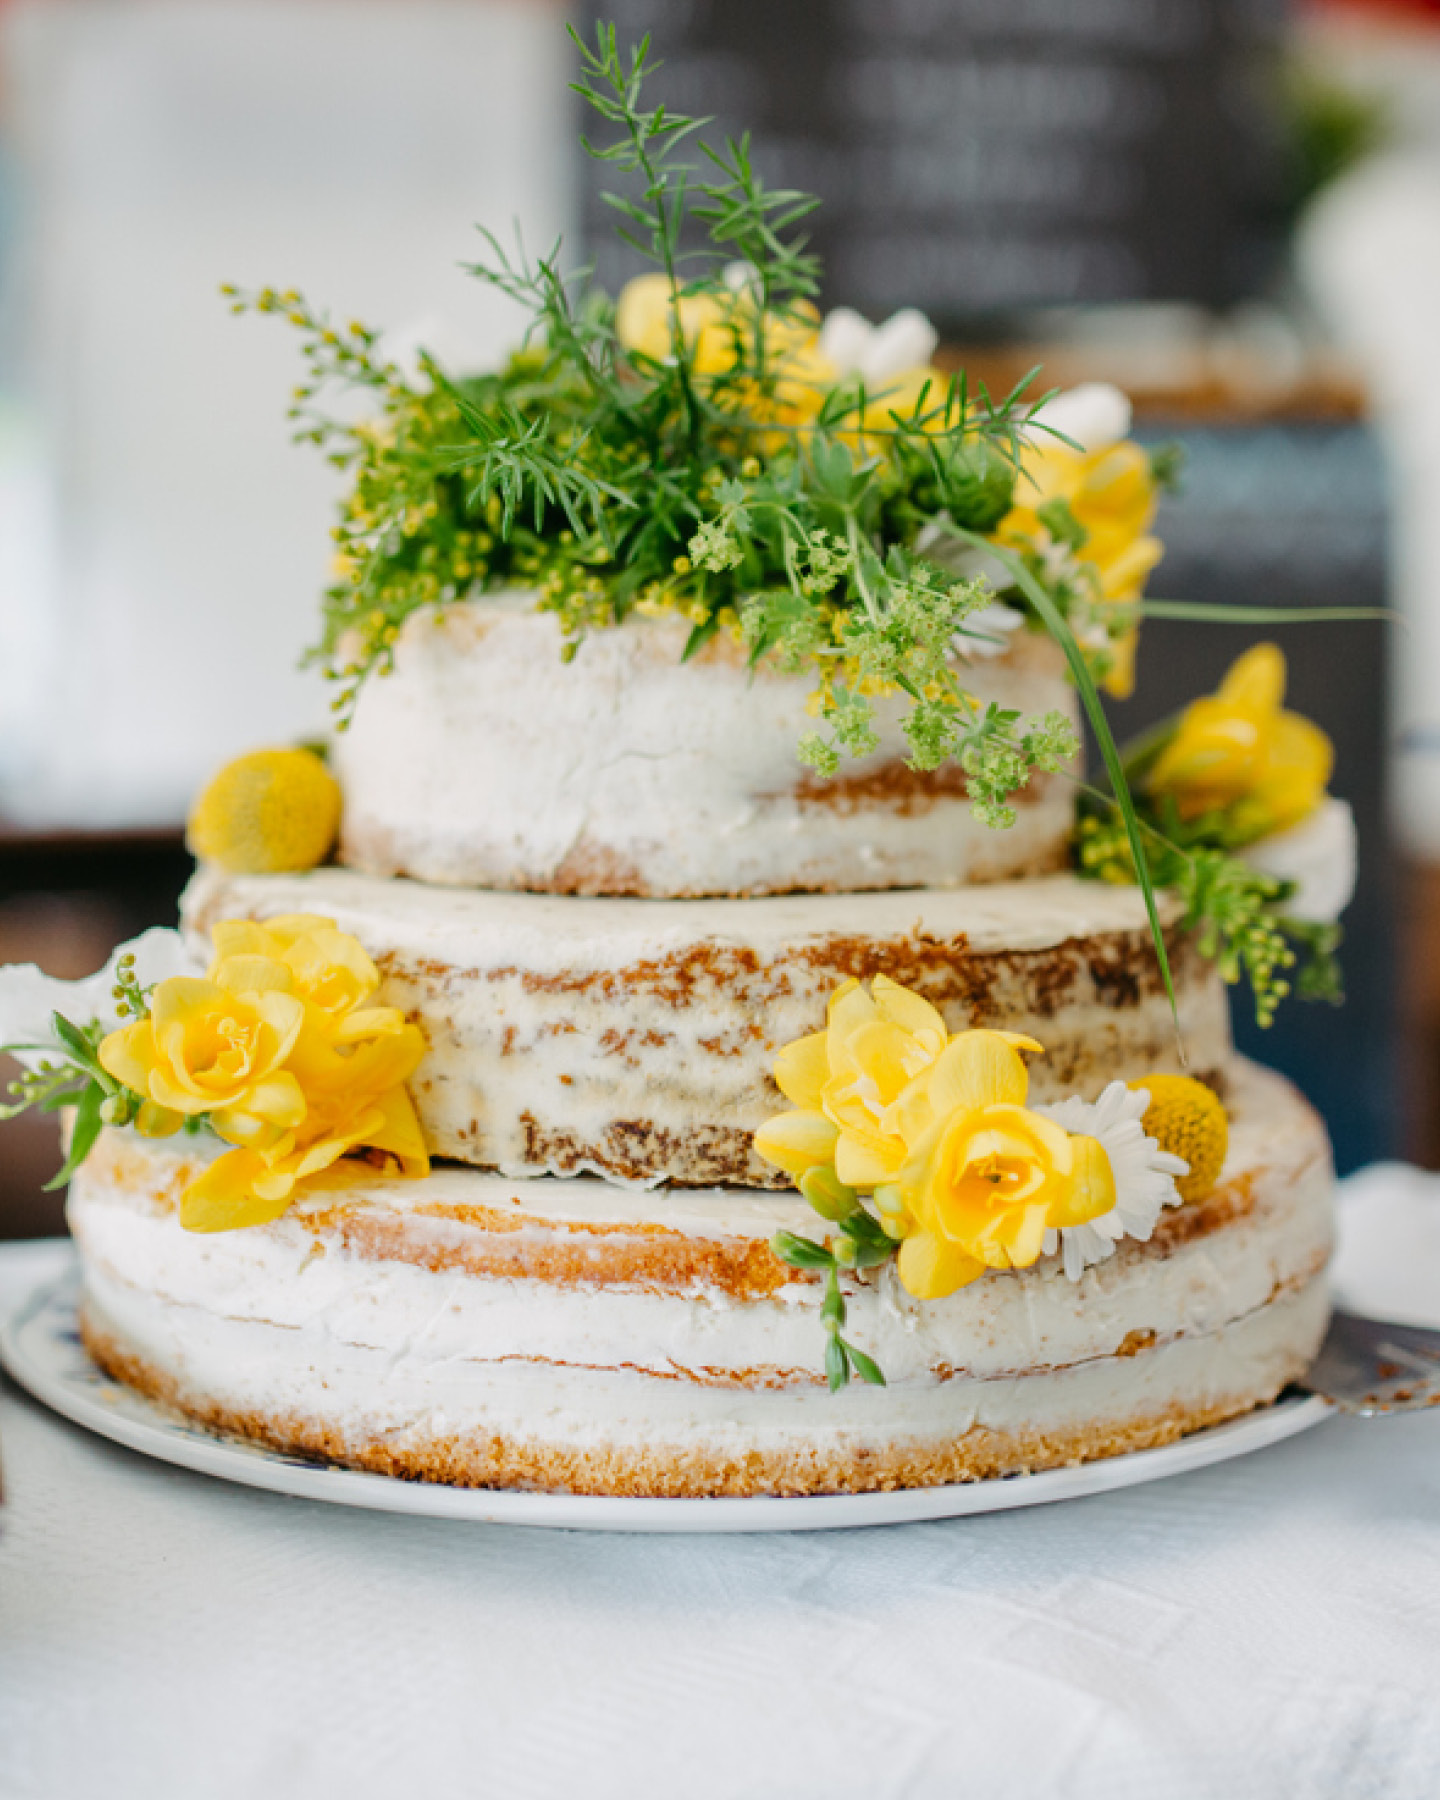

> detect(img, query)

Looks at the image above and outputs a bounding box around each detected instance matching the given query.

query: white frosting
[181,866,1233,1186]
[331,595,1078,897]
[64,1058,1324,1396]
[69,1061,1332,1465]
[78,1260,1327,1459]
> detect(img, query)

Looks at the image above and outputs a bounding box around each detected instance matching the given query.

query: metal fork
[1298,1311,1440,1415]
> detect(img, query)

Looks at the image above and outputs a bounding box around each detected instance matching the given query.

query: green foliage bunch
[226,20,1378,1029]
[1076,792,1344,1028]
[227,24,1082,831]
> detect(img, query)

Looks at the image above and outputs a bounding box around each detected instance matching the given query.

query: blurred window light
[0,0,571,830]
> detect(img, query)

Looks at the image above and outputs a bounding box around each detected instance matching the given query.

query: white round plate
[1,1255,1332,1533]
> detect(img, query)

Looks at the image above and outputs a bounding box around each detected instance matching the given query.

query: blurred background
[0,0,1436,1235]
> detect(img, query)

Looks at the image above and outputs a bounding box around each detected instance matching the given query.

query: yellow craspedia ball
[1128,1074,1229,1204]
[187,748,341,874]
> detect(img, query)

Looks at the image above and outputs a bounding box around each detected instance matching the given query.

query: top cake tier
[332,594,1078,898]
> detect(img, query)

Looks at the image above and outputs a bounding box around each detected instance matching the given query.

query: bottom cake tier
[67,1061,1333,1499]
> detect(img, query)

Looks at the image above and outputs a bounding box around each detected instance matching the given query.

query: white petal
[857,308,938,384]
[817,307,875,379]
[1032,381,1132,453]
[957,603,1024,661]
[0,927,197,1068]
[1241,797,1357,924]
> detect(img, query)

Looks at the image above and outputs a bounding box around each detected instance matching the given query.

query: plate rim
[0,1252,1334,1533]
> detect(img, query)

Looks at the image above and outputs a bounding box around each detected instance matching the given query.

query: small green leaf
[824,1334,848,1393]
[680,615,721,662]
[44,1079,106,1192]
[770,1230,835,1271]
[842,1340,887,1387]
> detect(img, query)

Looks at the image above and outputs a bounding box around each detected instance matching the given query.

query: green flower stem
[771,1218,890,1392]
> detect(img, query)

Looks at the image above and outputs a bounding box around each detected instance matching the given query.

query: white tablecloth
[4,1166,1440,1800]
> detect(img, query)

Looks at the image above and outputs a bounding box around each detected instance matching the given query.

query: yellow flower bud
[1146,645,1332,839]
[1127,1074,1228,1203]
[187,748,342,875]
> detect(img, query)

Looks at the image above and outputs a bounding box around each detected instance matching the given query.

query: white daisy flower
[1033,1082,1188,1281]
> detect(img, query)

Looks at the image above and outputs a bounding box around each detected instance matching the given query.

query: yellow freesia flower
[996,437,1163,698]
[99,913,431,1233]
[181,1053,429,1233]
[99,974,307,1149]
[894,1032,1116,1300]
[208,913,381,1017]
[1145,643,1332,838]
[754,975,953,1189]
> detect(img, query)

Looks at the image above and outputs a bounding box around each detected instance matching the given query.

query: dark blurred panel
[1119,418,1396,1174]
[578,0,1291,327]
[0,831,190,1239]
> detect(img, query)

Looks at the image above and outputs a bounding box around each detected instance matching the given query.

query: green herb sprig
[771,1166,899,1390]
[772,1222,892,1392]
[229,23,1080,830]
[1075,805,1344,1028]
[228,20,1376,1031]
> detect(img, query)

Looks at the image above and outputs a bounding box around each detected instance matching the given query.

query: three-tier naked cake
[2,29,1349,1499]
[63,601,1334,1497]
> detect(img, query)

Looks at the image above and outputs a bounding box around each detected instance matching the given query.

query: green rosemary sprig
[229,22,1072,803]
[226,19,1372,1034]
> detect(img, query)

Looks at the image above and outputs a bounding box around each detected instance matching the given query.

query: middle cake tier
[183,867,1231,1189]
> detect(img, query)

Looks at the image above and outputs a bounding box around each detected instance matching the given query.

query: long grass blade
[1140,601,1394,625]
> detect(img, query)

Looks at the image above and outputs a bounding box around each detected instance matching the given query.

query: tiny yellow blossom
[1145,644,1332,839]
[188,748,342,875]
[997,437,1163,698]
[1128,1074,1228,1203]
[894,1032,1115,1299]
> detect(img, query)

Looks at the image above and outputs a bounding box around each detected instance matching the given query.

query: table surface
[5,1167,1440,1800]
